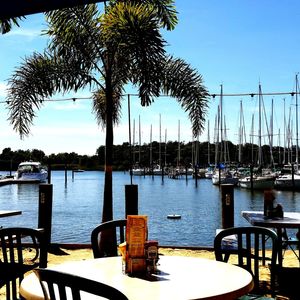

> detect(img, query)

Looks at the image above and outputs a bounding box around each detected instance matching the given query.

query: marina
[1,170,300,247]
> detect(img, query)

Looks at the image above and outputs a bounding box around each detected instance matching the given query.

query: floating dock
[0,178,41,186]
[167,214,182,219]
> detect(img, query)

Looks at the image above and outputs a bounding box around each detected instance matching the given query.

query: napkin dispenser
[125,215,148,274]
[123,215,159,275]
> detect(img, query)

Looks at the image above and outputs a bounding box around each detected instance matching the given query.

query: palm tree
[6,1,209,225]
[0,17,24,34]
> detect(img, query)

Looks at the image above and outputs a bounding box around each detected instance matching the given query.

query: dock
[0,178,41,186]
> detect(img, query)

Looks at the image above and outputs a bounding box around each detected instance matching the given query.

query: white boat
[205,167,214,179]
[274,174,300,190]
[194,168,206,178]
[14,161,48,182]
[132,167,145,176]
[73,169,84,173]
[167,214,181,219]
[152,165,163,175]
[239,175,274,190]
[212,171,239,185]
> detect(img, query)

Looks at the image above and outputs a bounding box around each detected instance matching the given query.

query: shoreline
[46,243,299,268]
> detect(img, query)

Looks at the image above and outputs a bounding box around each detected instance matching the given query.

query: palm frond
[6,52,93,137]
[0,16,25,34]
[161,56,210,138]
[45,5,103,69]
[101,2,166,105]
[92,86,123,127]
[110,0,178,30]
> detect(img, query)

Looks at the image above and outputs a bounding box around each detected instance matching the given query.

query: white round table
[20,256,254,300]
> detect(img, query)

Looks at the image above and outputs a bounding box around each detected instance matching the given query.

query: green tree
[6,1,209,225]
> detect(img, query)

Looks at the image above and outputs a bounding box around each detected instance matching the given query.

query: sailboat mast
[270,98,274,149]
[165,128,167,167]
[207,120,210,165]
[150,124,152,169]
[133,119,136,164]
[220,84,224,163]
[214,113,219,165]
[283,98,286,164]
[258,84,262,166]
[196,133,199,167]
[269,98,274,166]
[138,115,141,164]
[251,113,254,164]
[238,100,243,163]
[288,106,292,164]
[177,120,181,168]
[159,114,162,168]
[295,74,299,166]
[278,128,281,165]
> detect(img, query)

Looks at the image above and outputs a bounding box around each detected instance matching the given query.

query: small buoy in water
[167,214,181,219]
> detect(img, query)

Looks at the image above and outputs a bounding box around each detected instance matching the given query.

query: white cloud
[0,82,7,97]
[5,28,42,39]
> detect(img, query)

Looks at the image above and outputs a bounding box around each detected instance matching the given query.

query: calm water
[1,170,300,247]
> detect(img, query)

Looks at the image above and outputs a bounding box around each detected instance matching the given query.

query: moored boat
[14,161,48,182]
[212,171,239,186]
[274,174,300,190]
[132,167,145,176]
[239,175,275,190]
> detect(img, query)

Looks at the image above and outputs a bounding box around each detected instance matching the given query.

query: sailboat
[275,74,300,189]
[239,84,275,189]
[151,114,163,175]
[132,116,145,176]
[211,85,239,185]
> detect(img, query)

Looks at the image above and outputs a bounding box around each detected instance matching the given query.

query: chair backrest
[35,268,129,300]
[214,226,278,295]
[91,219,127,258]
[0,227,47,300]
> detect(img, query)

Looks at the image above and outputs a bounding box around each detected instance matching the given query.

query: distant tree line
[0,141,293,172]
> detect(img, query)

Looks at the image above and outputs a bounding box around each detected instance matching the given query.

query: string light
[0,91,300,105]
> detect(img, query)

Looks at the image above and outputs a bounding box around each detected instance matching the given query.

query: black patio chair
[91,219,127,258]
[282,228,299,265]
[0,227,47,300]
[35,268,129,300]
[214,226,279,299]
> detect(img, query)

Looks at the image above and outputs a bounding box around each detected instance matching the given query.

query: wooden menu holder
[125,215,148,274]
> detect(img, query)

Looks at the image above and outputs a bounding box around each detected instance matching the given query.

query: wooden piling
[125,184,138,216]
[38,184,53,246]
[221,184,234,228]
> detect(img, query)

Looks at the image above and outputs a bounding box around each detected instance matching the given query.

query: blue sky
[1,1,300,155]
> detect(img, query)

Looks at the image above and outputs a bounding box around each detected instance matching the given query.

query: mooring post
[250,164,254,191]
[64,164,67,186]
[221,184,234,228]
[47,164,51,184]
[125,184,138,217]
[38,184,53,247]
[194,165,198,187]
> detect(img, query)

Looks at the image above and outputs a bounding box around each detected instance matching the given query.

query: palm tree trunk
[99,72,115,256]
[102,81,114,223]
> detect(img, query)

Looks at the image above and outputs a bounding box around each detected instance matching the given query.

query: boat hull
[275,174,300,190]
[239,176,274,190]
